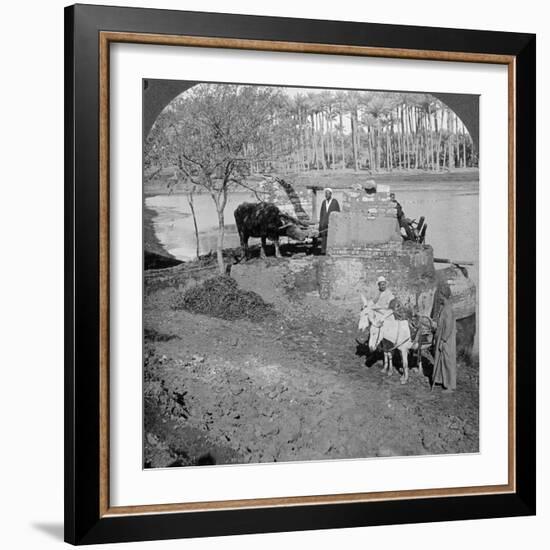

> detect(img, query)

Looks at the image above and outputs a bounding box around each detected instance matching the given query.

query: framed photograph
[65,3,536,545]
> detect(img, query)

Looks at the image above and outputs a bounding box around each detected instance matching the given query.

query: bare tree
[146,84,282,273]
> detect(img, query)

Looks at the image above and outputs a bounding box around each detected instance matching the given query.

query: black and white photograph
[143,81,480,468]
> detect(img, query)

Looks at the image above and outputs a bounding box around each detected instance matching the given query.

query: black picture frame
[65,3,536,545]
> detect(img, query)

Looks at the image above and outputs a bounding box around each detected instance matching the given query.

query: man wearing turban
[318,187,340,254]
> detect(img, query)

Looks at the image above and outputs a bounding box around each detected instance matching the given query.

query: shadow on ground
[31,522,64,541]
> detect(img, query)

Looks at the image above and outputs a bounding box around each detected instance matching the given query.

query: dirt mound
[172,275,274,321]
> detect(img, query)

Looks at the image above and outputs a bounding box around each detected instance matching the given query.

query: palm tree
[334,91,348,169]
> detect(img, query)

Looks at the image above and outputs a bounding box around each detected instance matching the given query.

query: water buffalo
[234,202,308,258]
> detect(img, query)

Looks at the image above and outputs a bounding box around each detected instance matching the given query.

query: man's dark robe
[433,299,457,390]
[392,199,404,223]
[318,198,340,253]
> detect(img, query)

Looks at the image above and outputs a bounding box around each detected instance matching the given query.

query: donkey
[358,295,414,384]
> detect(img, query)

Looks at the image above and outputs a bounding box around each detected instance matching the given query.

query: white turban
[325,187,333,194]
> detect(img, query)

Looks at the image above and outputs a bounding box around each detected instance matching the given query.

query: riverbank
[145,168,479,196]
[143,205,182,269]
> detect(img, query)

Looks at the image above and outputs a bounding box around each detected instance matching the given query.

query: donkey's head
[358,294,375,332]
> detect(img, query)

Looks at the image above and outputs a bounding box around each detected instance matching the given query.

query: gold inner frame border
[98,31,516,518]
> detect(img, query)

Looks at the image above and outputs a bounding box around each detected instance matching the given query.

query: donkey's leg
[387,352,393,377]
[400,348,409,384]
[381,352,388,373]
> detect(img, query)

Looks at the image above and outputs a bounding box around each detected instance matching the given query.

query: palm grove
[145,83,477,272]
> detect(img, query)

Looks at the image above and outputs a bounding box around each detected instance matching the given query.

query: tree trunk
[389,122,395,171]
[216,209,225,274]
[187,190,200,259]
[385,128,392,172]
[397,107,403,170]
[320,113,327,170]
[449,111,456,169]
[417,110,423,169]
[408,105,414,169]
[351,110,359,171]
[339,109,345,169]
[366,126,373,171]
[426,107,433,170]
[215,189,228,275]
[298,109,305,171]
[329,114,335,169]
[462,123,466,168]
[435,108,442,172]
[356,117,361,169]
[376,118,381,171]
[312,114,320,170]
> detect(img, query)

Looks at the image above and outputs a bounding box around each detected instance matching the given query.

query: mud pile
[172,275,275,321]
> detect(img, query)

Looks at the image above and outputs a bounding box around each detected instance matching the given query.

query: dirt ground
[143,277,479,468]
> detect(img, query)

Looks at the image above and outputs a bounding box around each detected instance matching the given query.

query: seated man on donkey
[369,278,457,387]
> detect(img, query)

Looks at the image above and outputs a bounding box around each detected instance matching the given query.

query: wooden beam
[311,188,318,223]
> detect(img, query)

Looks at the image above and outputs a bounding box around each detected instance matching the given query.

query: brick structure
[318,243,436,315]
[310,187,435,314]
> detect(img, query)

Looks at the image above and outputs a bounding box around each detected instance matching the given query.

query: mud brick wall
[318,243,437,314]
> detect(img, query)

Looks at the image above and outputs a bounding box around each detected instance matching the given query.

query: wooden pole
[433,257,474,266]
[311,188,318,223]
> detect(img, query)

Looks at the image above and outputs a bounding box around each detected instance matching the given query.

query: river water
[145,180,479,273]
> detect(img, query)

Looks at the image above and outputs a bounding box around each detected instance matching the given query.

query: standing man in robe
[318,187,340,254]
[390,192,404,223]
[432,285,457,393]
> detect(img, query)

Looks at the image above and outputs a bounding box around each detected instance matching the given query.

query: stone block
[327,211,401,250]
